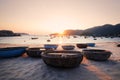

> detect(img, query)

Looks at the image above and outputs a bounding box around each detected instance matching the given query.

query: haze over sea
[0,35,119,45]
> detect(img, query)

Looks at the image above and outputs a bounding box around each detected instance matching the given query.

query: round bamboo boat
[44,44,58,50]
[0,47,27,58]
[87,43,95,47]
[41,50,83,68]
[82,49,112,61]
[62,45,75,50]
[26,47,45,57]
[76,43,87,48]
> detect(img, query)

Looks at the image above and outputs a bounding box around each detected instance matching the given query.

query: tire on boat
[41,50,83,68]
[82,49,112,61]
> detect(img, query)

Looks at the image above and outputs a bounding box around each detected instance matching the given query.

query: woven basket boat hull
[82,49,112,61]
[41,50,83,68]
[87,43,95,47]
[0,47,27,58]
[26,47,45,57]
[62,45,75,50]
[76,44,88,48]
[44,44,58,50]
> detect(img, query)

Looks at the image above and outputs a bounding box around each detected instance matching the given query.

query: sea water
[0,35,119,44]
[0,35,120,80]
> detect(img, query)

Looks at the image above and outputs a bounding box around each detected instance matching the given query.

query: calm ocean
[0,35,120,44]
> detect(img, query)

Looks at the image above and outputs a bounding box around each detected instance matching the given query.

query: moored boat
[41,50,83,68]
[62,45,75,50]
[0,47,27,58]
[47,39,51,42]
[87,43,95,47]
[26,47,45,57]
[82,49,112,61]
[76,43,87,48]
[44,44,58,50]
[31,37,38,40]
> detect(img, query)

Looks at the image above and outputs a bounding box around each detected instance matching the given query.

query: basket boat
[62,45,75,50]
[41,50,83,68]
[87,43,95,47]
[82,49,112,61]
[44,44,58,50]
[26,47,45,57]
[76,43,87,48]
[0,47,27,58]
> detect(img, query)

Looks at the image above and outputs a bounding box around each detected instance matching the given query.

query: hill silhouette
[63,23,120,37]
[0,30,28,37]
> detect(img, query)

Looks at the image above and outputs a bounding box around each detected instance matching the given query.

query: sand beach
[0,42,120,80]
[0,0,120,80]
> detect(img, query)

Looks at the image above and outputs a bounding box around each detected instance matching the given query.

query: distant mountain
[59,23,120,37]
[63,30,83,35]
[0,30,19,37]
[0,30,29,37]
[82,24,120,37]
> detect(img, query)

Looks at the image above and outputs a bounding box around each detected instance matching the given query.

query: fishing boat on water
[31,37,38,40]
[0,47,27,58]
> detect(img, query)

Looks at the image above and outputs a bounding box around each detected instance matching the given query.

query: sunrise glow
[0,0,120,35]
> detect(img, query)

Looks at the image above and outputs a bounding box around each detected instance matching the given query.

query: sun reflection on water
[59,37,63,44]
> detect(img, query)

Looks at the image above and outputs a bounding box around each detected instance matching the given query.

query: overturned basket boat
[26,47,45,57]
[76,43,87,48]
[44,44,58,50]
[62,45,75,50]
[82,49,112,61]
[41,50,83,68]
[0,47,27,58]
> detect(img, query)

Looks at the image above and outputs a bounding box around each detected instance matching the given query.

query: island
[0,30,28,37]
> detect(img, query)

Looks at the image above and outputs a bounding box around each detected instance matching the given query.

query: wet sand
[0,42,120,80]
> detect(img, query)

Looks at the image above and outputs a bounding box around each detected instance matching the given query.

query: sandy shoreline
[0,42,120,80]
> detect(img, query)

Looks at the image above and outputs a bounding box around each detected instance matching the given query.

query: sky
[0,0,120,35]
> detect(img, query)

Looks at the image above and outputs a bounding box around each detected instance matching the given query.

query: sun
[58,31,64,35]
